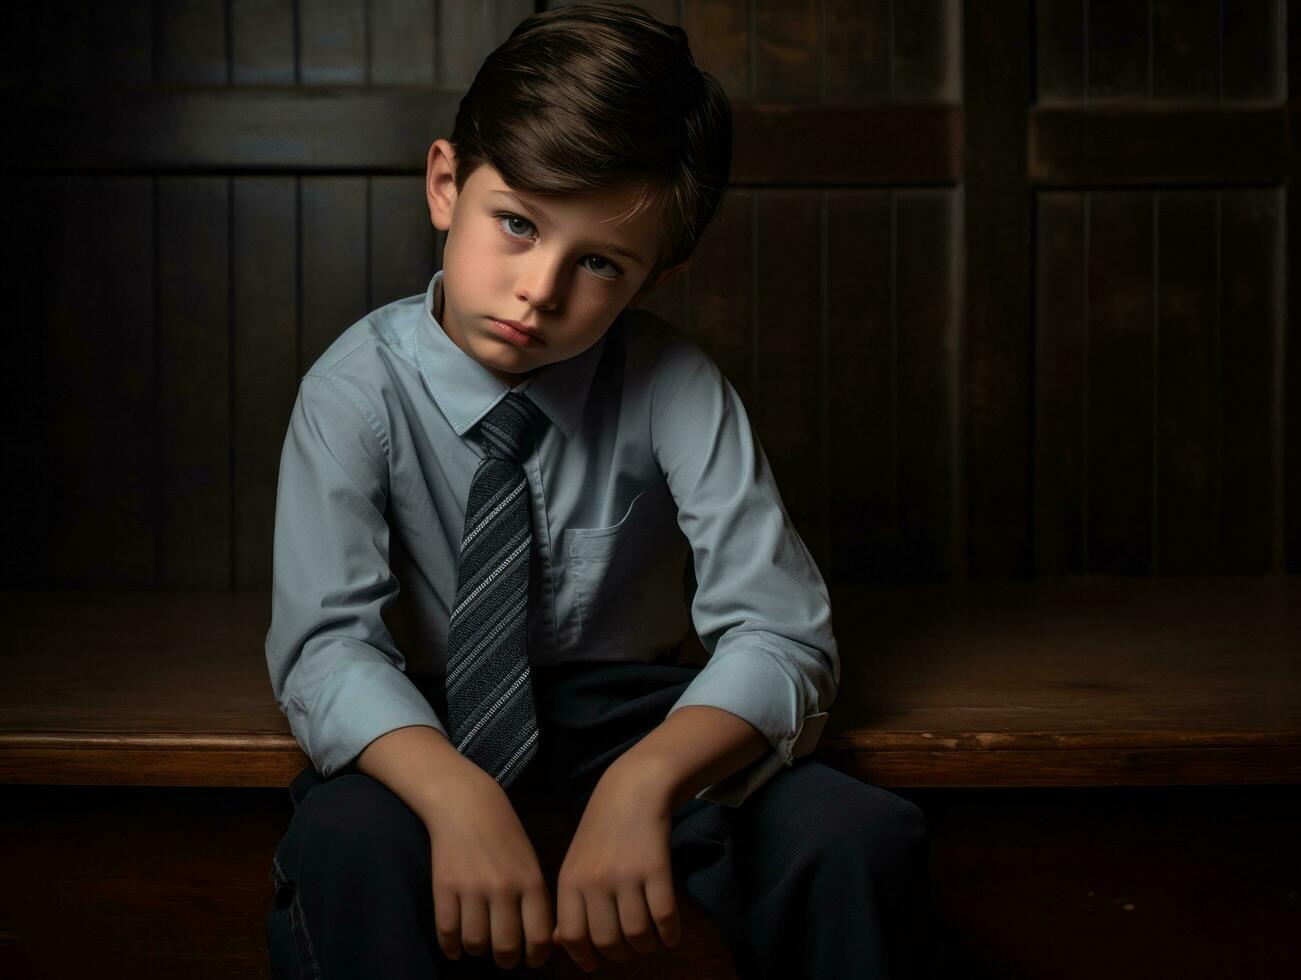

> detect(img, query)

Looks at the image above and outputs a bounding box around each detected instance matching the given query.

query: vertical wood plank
[92,0,153,83]
[370,176,438,310]
[370,0,435,85]
[299,177,370,373]
[685,189,754,411]
[825,190,893,582]
[156,177,231,587]
[1088,0,1151,100]
[753,0,820,102]
[822,0,890,102]
[1154,192,1217,573]
[1036,0,1085,103]
[230,0,295,84]
[1,178,52,584]
[893,0,961,101]
[233,177,297,590]
[1151,0,1218,99]
[437,0,533,90]
[35,0,93,84]
[895,189,960,580]
[299,0,366,85]
[682,0,751,101]
[1034,192,1087,576]
[1086,192,1154,575]
[754,189,824,568]
[964,0,1032,577]
[44,178,157,586]
[1222,0,1284,100]
[157,0,228,85]
[1218,189,1283,572]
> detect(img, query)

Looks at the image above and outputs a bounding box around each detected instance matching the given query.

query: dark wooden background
[3,0,1295,591]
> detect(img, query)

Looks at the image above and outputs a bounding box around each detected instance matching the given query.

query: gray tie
[444,391,549,787]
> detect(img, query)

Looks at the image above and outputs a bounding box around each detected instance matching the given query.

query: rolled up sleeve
[265,373,449,777]
[650,336,839,807]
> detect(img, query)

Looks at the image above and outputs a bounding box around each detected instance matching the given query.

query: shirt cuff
[663,648,831,806]
[288,659,450,777]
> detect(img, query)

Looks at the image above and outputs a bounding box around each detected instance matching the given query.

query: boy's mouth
[488,317,544,347]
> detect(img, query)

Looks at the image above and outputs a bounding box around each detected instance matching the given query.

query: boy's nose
[517,261,564,311]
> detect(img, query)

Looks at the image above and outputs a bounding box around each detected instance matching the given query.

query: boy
[264,3,933,978]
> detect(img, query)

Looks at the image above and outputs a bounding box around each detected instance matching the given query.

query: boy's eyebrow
[490,190,646,267]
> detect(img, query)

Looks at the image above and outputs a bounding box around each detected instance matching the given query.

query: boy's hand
[551,762,682,971]
[423,764,555,971]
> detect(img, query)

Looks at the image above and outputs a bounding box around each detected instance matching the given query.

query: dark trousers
[265,661,937,978]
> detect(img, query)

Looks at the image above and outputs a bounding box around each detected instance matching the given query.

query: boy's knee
[795,778,929,866]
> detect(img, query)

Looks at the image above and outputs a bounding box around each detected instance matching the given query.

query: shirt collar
[412,269,609,441]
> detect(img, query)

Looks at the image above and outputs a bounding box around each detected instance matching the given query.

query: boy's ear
[426,139,457,232]
[627,260,690,309]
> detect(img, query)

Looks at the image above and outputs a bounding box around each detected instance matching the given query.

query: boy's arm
[606,704,770,813]
[265,373,451,780]
[630,327,840,808]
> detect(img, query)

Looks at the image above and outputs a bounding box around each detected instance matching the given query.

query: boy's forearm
[609,705,771,812]
[354,724,476,826]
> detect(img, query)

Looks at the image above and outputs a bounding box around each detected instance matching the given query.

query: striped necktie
[444,391,549,787]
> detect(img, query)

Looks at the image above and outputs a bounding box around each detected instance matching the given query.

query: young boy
[264,3,933,978]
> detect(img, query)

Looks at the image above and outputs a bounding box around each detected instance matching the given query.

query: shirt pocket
[564,489,650,647]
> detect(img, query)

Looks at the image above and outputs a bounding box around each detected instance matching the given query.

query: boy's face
[425,139,687,388]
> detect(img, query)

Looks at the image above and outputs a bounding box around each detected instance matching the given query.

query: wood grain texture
[233,177,299,590]
[1030,106,1292,185]
[2,577,1296,788]
[157,176,232,587]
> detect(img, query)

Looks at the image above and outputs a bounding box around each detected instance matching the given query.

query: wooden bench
[2,576,1298,978]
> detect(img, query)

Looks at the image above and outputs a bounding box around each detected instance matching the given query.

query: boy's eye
[492,211,624,281]
[496,212,534,239]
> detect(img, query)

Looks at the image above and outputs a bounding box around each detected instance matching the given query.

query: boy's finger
[521,885,555,968]
[643,868,682,948]
[433,883,463,960]
[586,890,636,962]
[616,883,659,956]
[554,888,601,971]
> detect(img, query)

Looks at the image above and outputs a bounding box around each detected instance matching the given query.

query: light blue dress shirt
[265,269,839,806]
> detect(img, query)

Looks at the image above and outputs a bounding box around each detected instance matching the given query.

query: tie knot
[477,392,547,463]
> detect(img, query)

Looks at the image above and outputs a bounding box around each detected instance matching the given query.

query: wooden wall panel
[1154,193,1218,574]
[753,0,820,102]
[299,176,369,373]
[755,190,824,568]
[369,176,440,311]
[1086,192,1155,576]
[684,189,754,411]
[1218,189,1284,572]
[156,177,231,588]
[370,0,435,85]
[1034,192,1086,576]
[896,190,961,580]
[157,0,228,85]
[230,0,296,85]
[682,0,751,99]
[45,179,157,587]
[1151,0,1219,100]
[826,192,894,581]
[2,180,53,585]
[438,1,535,89]
[1037,0,1286,103]
[893,0,962,101]
[233,178,298,590]
[299,0,367,86]
[1035,188,1284,576]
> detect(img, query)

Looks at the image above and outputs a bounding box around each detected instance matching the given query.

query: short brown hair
[449,1,732,286]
